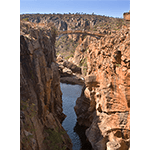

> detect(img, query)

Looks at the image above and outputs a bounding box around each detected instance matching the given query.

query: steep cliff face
[20,21,72,150]
[74,25,130,150]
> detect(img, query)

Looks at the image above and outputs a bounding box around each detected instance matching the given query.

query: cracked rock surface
[74,24,130,150]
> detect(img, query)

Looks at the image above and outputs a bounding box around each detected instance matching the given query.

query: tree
[92,12,95,15]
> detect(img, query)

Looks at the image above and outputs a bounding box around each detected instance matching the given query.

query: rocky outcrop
[70,36,91,66]
[56,55,84,85]
[58,20,68,31]
[20,21,72,150]
[75,25,130,150]
[63,60,82,74]
[20,13,119,31]
[123,12,130,21]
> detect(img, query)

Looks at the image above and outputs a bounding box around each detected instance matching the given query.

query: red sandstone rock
[123,12,130,21]
[75,24,130,150]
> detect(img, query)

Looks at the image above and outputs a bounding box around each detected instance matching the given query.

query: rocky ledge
[74,25,130,150]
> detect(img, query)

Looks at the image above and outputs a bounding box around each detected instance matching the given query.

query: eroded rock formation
[74,25,130,150]
[20,21,72,150]
[56,54,85,85]
[123,11,130,21]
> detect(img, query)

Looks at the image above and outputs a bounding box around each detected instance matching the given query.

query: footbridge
[57,30,106,40]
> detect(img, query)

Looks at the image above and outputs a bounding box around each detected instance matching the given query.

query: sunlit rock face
[75,24,130,150]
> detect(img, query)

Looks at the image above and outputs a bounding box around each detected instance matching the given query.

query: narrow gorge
[20,12,130,150]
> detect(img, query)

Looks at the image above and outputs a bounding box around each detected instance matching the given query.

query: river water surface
[61,83,93,150]
[60,83,83,150]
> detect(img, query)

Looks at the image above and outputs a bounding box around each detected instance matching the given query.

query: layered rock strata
[20,21,72,150]
[74,25,130,150]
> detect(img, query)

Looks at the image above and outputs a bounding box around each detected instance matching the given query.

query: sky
[20,0,130,18]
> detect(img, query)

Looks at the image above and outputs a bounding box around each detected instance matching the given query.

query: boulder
[63,60,81,74]
[60,76,84,85]
[85,74,99,87]
[62,67,73,76]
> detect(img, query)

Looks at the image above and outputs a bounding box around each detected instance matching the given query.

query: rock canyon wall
[74,25,130,150]
[20,12,130,150]
[20,21,72,150]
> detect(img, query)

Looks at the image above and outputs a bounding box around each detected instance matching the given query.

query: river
[60,83,92,150]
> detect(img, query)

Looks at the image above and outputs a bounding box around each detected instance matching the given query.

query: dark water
[60,83,92,150]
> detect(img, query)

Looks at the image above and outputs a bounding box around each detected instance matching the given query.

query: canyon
[20,12,130,150]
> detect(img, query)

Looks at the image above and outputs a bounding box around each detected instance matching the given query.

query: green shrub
[44,127,66,150]
[23,18,29,21]
[93,28,97,31]
[83,67,87,76]
[20,99,37,118]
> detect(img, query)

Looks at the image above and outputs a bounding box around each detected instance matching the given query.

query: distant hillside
[20,13,129,60]
[20,13,127,32]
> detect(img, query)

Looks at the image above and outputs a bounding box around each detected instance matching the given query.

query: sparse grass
[79,58,87,67]
[65,54,74,60]
[83,67,87,76]
[23,18,29,21]
[44,127,67,150]
[116,64,121,67]
[20,99,37,149]
[20,99,37,118]
[93,28,97,31]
